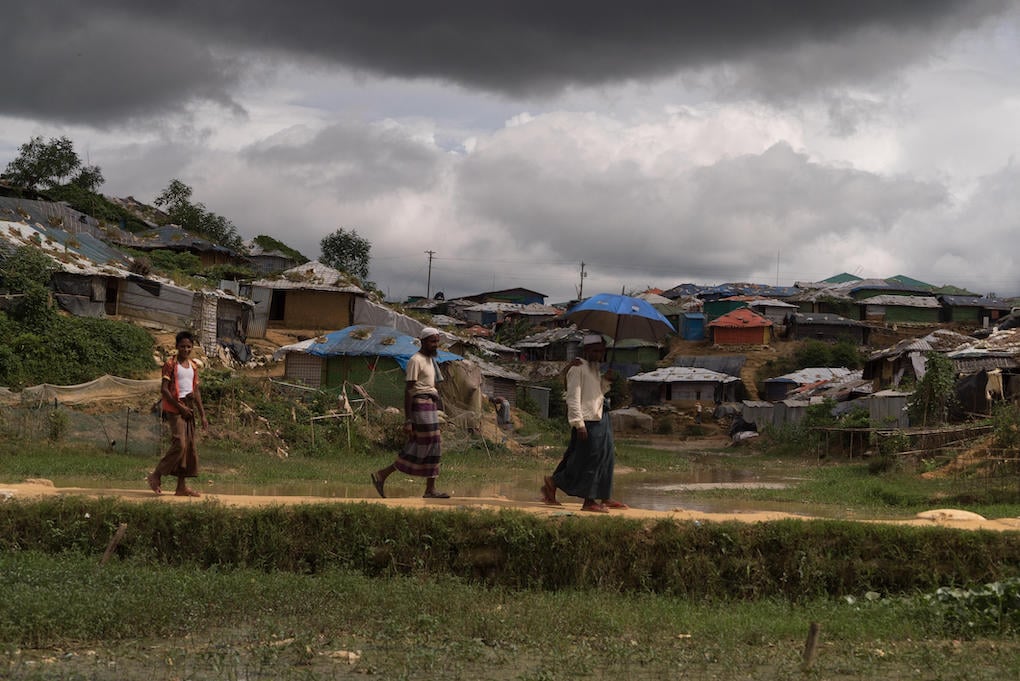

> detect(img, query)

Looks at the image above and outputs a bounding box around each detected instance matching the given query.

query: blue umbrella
[565,293,676,344]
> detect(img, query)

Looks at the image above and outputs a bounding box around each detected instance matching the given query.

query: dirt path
[4,479,1020,532]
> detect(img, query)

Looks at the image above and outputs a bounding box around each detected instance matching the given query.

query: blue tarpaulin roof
[303,325,462,370]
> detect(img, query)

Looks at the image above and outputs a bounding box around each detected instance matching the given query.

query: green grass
[4,430,1020,680]
[678,456,1020,520]
[3,551,1020,681]
[3,431,1019,521]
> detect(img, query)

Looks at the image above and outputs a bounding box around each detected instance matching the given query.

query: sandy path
[4,479,1020,532]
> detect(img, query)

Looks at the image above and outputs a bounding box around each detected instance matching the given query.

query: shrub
[924,578,1020,637]
[992,402,1020,451]
[46,410,68,442]
[515,389,540,416]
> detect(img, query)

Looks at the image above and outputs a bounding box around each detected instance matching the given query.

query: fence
[1,399,163,457]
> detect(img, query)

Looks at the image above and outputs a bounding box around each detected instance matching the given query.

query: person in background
[371,327,451,499]
[695,400,703,424]
[490,395,512,427]
[147,330,208,497]
[541,333,627,513]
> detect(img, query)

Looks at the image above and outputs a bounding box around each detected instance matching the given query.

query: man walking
[541,333,626,512]
[371,327,450,499]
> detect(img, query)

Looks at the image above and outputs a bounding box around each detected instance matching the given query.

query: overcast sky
[3,1,1020,301]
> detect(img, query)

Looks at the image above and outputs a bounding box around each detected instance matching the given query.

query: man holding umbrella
[541,332,627,513]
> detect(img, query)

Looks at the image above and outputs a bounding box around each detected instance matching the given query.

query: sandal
[370,472,386,498]
[603,499,629,510]
[175,488,201,497]
[423,491,450,499]
[146,473,162,495]
[581,501,609,513]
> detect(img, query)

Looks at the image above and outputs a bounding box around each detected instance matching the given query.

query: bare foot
[175,487,201,497]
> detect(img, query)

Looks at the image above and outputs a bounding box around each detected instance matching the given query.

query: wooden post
[802,621,821,670]
[100,523,128,566]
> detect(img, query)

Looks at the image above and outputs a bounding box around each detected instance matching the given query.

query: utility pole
[425,250,436,299]
[577,261,587,300]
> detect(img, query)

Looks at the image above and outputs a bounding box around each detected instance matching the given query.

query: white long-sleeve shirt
[565,359,610,429]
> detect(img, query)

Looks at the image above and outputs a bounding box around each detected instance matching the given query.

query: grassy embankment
[3,426,1020,680]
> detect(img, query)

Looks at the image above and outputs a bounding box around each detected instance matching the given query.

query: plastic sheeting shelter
[274,325,471,414]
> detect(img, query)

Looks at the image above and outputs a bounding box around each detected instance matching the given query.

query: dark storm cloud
[4,1,1009,125]
[1,8,244,125]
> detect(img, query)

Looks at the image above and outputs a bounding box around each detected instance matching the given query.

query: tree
[71,164,105,192]
[320,227,371,281]
[2,136,82,190]
[908,352,958,427]
[154,178,244,251]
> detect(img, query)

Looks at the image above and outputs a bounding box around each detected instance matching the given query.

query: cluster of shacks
[2,192,1018,429]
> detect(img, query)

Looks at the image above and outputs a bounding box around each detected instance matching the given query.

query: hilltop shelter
[0,203,250,354]
[115,224,247,269]
[244,261,365,337]
[274,325,463,409]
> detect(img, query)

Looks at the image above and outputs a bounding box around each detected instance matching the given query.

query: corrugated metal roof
[431,314,464,326]
[515,326,585,349]
[791,312,863,327]
[464,301,561,315]
[860,294,940,308]
[707,307,772,327]
[766,367,857,385]
[940,295,1013,309]
[868,329,972,359]
[630,366,740,383]
[465,354,526,381]
[117,224,236,255]
[1,219,133,277]
[250,261,365,294]
[467,337,519,355]
[747,298,798,308]
[965,328,1020,353]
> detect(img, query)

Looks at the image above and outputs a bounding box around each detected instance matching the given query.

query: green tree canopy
[154,179,244,252]
[70,164,105,193]
[320,227,371,281]
[2,136,86,190]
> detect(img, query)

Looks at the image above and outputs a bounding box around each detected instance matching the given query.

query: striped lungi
[394,393,442,478]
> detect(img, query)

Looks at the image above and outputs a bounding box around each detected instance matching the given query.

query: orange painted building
[708,307,773,345]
